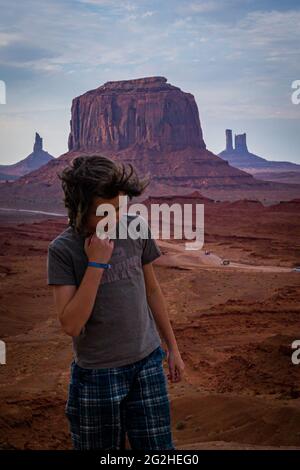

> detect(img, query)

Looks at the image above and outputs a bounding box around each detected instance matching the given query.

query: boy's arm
[143,262,185,382]
[48,233,114,337]
[52,266,105,337]
[142,262,178,352]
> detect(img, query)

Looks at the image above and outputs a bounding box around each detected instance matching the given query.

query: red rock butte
[68,76,206,153]
[66,76,255,189]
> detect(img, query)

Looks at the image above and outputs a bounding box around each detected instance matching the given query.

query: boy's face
[85,191,126,236]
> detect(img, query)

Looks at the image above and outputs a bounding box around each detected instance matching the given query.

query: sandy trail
[0,207,65,217]
[157,240,293,273]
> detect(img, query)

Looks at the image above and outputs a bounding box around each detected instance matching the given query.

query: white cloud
[77,0,138,11]
[235,10,300,48]
[141,11,155,18]
[185,1,222,13]
[0,32,20,47]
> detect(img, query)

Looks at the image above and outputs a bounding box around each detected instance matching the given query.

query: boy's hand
[84,233,114,264]
[166,348,185,383]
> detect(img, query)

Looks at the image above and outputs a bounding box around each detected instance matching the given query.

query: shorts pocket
[149,345,167,365]
[74,363,99,386]
[158,345,167,359]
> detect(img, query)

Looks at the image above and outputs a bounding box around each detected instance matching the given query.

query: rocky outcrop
[0,133,55,180]
[219,129,300,174]
[33,133,43,153]
[225,129,233,152]
[66,77,259,192]
[234,133,248,154]
[68,76,206,153]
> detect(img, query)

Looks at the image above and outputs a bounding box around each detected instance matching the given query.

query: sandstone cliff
[68,76,206,154]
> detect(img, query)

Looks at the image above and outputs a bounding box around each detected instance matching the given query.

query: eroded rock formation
[68,76,206,153]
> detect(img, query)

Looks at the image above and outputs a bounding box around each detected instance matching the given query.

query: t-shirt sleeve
[47,245,77,285]
[141,225,162,266]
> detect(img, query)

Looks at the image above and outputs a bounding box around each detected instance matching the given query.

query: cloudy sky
[0,0,299,164]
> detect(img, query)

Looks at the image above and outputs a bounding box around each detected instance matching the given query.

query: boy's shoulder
[48,226,81,253]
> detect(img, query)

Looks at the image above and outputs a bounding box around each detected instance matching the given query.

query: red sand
[0,200,299,450]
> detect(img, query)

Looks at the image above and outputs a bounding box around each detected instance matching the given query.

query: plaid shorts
[65,345,176,450]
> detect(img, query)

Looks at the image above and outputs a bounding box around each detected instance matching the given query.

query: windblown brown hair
[58,154,150,235]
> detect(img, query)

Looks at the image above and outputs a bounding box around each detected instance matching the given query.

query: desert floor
[0,202,300,450]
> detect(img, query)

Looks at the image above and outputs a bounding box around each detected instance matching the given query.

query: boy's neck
[82,219,121,239]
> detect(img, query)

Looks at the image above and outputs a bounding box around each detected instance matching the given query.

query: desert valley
[0,77,299,450]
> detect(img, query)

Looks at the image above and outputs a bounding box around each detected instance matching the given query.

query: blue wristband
[88,261,112,269]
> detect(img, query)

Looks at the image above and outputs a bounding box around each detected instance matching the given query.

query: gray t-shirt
[47,213,162,368]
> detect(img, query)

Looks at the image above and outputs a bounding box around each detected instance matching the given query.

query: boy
[47,155,185,450]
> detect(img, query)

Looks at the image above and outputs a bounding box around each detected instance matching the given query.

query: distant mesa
[0,133,55,182]
[219,129,300,177]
